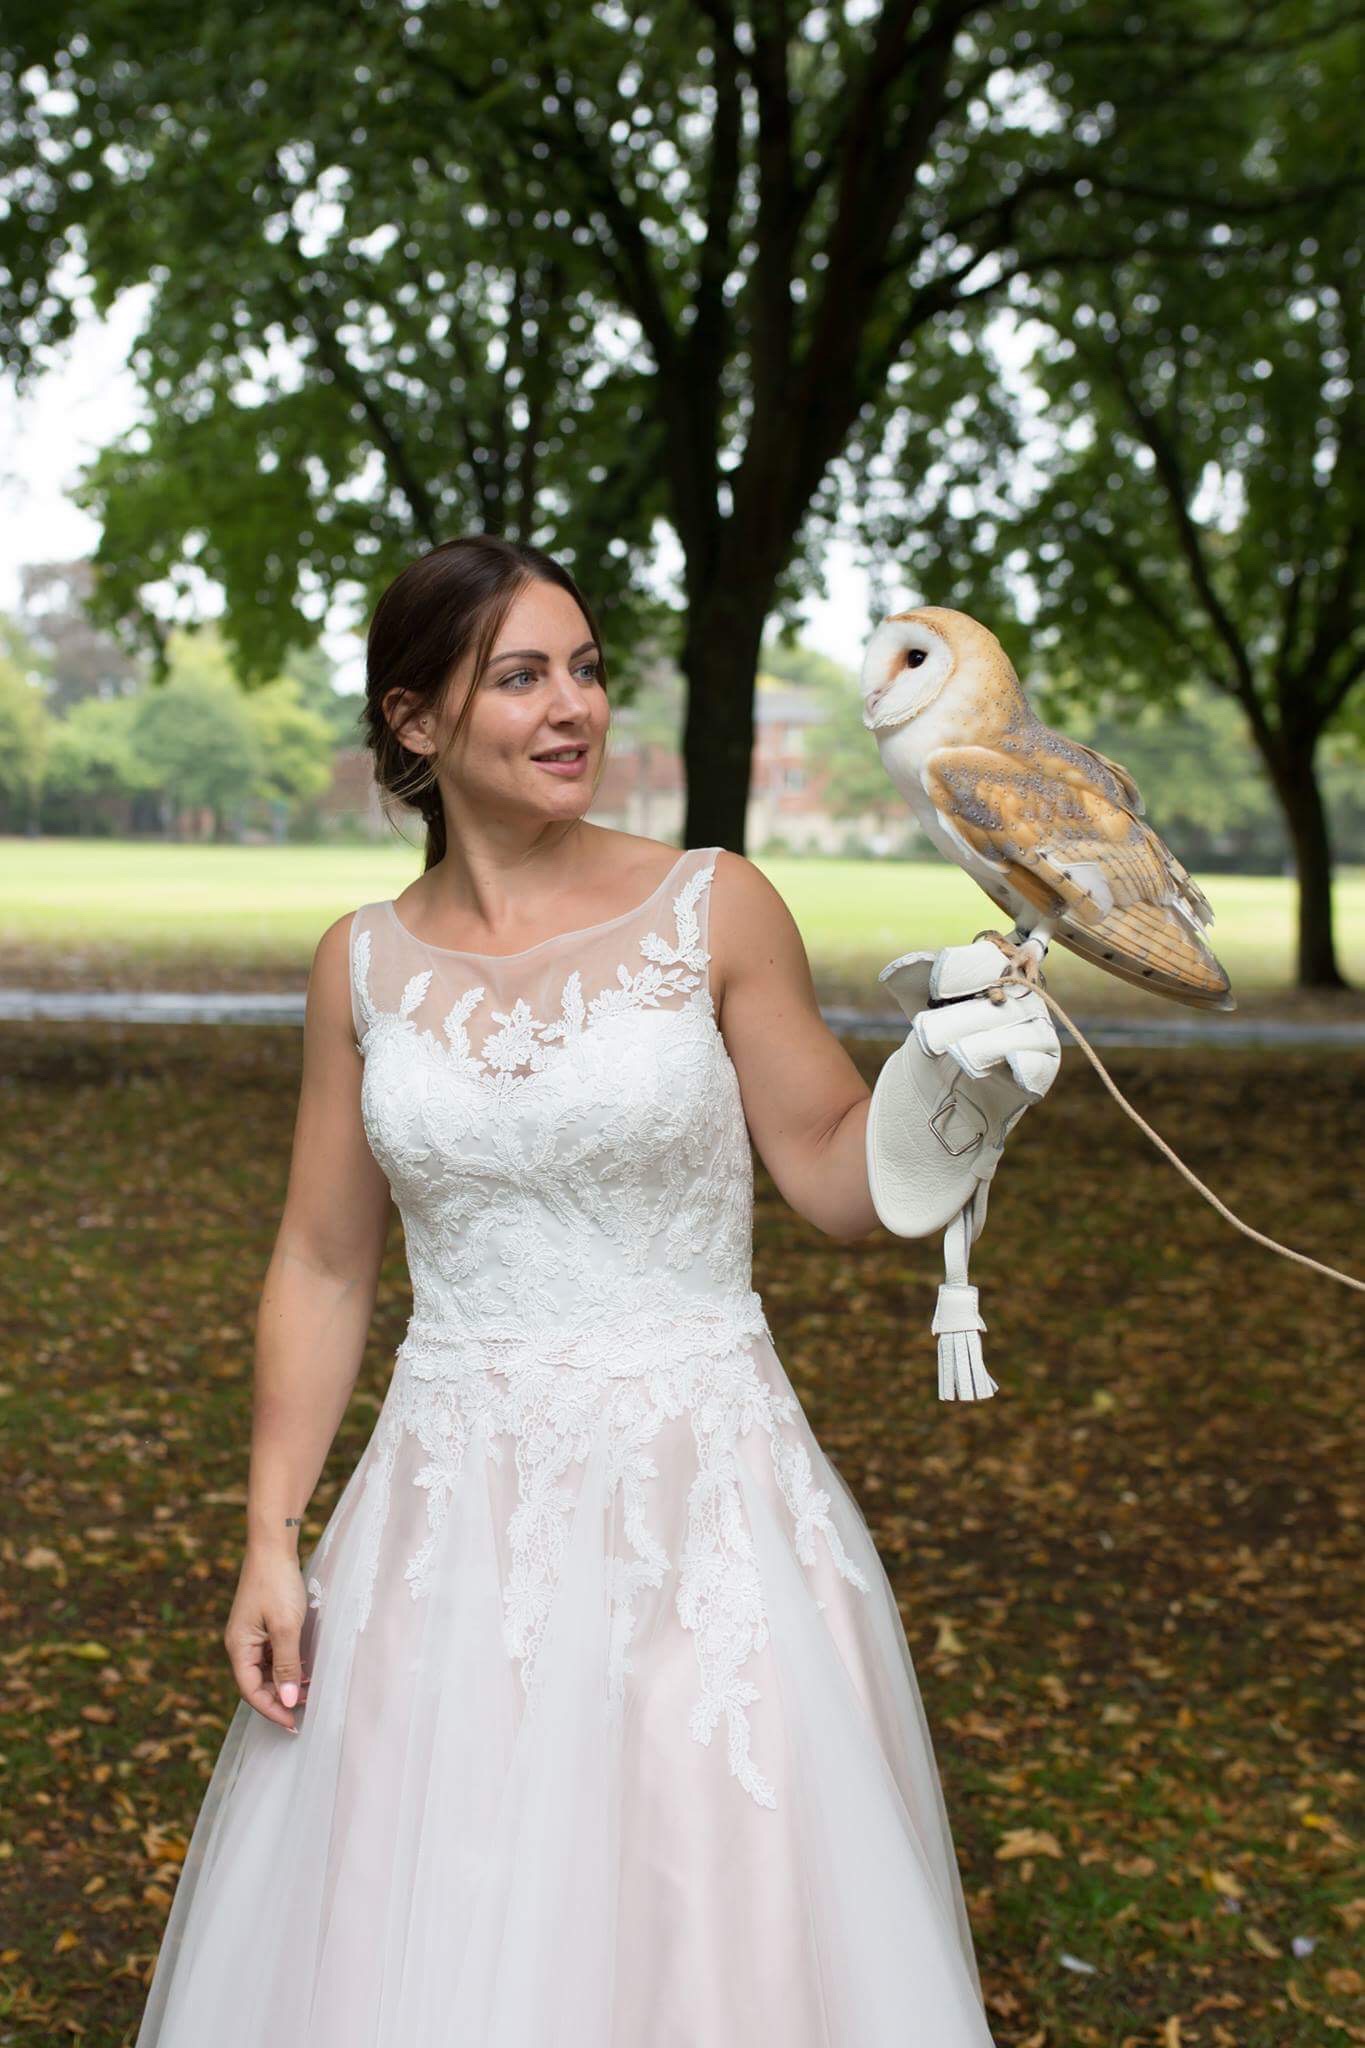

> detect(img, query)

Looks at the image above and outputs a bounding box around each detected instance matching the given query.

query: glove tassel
[932,1204,997,1401]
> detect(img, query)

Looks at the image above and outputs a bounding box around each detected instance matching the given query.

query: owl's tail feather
[1171,856,1216,929]
[1056,898,1234,1011]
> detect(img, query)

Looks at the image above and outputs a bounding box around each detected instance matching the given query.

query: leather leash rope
[990,963,1364,1296]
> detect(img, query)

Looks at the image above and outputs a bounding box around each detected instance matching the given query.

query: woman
[134,534,1001,2046]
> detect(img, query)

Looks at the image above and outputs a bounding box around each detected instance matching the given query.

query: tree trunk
[678,596,767,852]
[1267,739,1349,990]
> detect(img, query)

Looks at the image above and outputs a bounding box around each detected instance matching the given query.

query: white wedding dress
[134,844,997,2047]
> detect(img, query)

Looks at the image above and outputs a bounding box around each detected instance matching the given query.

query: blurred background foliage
[0,0,1361,982]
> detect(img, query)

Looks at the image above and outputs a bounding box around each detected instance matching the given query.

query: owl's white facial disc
[860,618,955,732]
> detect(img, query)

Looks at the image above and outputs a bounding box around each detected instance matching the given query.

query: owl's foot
[973,928,1047,1001]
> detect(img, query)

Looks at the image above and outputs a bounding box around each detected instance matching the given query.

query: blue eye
[497,661,603,690]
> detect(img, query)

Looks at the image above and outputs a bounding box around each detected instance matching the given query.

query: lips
[531,746,588,763]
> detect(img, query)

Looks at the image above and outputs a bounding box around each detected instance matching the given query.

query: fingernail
[280,1682,299,1707]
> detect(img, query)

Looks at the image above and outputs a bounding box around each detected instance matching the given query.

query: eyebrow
[487,640,600,666]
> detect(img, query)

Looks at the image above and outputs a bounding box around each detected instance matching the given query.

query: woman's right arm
[225,912,393,1731]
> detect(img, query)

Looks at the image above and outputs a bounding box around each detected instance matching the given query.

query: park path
[2,987,1363,1047]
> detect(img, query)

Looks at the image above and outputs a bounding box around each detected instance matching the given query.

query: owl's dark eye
[905,649,928,669]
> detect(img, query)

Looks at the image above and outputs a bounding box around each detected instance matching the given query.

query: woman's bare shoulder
[707,851,807,1014]
[308,911,364,1043]
[709,848,794,930]
[313,908,363,968]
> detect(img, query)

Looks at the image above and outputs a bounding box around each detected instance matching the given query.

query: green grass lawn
[4,836,1364,1015]
[0,1021,1360,2044]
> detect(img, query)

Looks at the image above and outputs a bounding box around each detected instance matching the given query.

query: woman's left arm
[710,851,880,1244]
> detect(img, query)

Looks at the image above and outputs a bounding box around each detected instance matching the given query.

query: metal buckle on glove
[928,1093,989,1157]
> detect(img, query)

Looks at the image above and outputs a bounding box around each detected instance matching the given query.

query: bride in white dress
[133,535,999,2047]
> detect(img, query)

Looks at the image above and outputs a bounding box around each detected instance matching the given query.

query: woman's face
[396,579,610,826]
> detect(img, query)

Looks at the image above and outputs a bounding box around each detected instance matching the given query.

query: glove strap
[931,1202,998,1401]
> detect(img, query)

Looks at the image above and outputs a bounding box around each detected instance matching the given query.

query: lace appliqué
[679,1358,871,1806]
[324,855,873,1811]
[319,1311,870,1812]
[352,859,715,1086]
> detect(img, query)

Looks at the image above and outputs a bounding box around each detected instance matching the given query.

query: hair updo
[361,533,611,872]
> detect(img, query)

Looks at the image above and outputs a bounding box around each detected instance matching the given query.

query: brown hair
[361,534,611,872]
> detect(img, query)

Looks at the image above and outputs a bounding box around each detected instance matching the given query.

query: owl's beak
[863,685,897,732]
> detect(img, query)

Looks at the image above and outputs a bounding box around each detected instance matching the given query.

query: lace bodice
[349,845,762,1363]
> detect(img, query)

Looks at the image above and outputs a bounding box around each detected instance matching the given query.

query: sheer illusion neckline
[383,846,696,962]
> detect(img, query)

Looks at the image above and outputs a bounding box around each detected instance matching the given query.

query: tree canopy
[2,0,1359,865]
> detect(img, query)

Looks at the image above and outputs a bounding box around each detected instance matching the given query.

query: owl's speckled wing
[922,739,1164,923]
[922,737,1232,1007]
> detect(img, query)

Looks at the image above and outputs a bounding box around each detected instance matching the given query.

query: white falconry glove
[865,934,1062,1401]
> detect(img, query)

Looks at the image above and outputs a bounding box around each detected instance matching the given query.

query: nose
[546,664,593,721]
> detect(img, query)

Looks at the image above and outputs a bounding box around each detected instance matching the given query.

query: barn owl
[861,606,1234,1011]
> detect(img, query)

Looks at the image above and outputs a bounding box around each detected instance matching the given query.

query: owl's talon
[972,927,1046,994]
[1004,953,1047,992]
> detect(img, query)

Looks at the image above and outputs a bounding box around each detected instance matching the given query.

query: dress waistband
[394,1290,771,1382]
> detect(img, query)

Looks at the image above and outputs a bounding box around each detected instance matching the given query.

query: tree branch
[771,0,972,539]
[1052,0,1365,96]
[1295,517,1364,718]
[1100,312,1260,715]
[747,0,801,390]
[399,33,680,377]
[683,0,745,531]
[1294,278,1364,713]
[257,163,444,544]
[1318,638,1365,725]
[876,155,1365,297]
[1085,530,1230,693]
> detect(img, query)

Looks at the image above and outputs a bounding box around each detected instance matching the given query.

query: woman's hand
[224,1549,311,1733]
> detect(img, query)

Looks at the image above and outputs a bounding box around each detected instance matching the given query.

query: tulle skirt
[134,1327,997,2046]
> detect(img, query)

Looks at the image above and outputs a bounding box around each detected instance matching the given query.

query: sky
[0,284,883,693]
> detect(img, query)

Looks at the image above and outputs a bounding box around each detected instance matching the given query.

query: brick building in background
[318,673,909,855]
